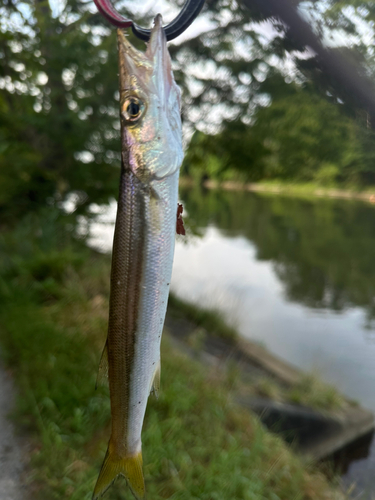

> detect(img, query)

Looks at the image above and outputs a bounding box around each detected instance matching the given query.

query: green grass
[248,375,346,412]
[167,293,238,341]
[287,375,346,411]
[0,213,347,500]
[167,295,347,412]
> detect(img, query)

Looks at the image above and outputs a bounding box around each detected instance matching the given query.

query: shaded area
[331,432,375,476]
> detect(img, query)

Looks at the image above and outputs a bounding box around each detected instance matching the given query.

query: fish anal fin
[93,444,145,500]
[96,341,109,389]
[150,360,161,398]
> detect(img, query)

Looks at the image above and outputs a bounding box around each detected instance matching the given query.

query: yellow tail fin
[93,444,145,500]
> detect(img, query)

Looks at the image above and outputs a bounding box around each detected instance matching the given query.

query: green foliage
[253,90,355,181]
[183,120,266,183]
[0,0,137,219]
[2,0,375,212]
[314,164,340,186]
[183,82,375,186]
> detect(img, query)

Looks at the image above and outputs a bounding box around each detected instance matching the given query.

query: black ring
[131,0,206,41]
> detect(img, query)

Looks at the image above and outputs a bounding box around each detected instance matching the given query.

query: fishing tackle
[93,0,205,41]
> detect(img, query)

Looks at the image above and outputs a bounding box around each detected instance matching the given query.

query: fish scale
[93,15,183,500]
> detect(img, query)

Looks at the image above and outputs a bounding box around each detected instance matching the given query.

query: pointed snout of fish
[147,16,173,97]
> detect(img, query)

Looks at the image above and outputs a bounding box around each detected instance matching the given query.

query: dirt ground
[0,362,27,500]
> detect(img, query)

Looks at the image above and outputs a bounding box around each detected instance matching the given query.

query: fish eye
[121,97,145,123]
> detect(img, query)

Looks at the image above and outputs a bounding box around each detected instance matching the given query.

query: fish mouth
[147,15,173,94]
[117,15,174,101]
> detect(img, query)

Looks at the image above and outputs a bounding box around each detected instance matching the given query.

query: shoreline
[166,294,375,463]
[179,177,375,203]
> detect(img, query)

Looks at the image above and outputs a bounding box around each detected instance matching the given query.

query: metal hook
[93,0,205,41]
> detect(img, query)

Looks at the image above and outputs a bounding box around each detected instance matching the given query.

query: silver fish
[93,15,183,500]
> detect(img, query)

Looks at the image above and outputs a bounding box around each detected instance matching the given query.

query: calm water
[88,188,375,498]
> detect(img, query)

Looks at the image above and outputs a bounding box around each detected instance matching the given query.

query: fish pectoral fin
[93,446,145,500]
[150,360,161,398]
[96,341,109,389]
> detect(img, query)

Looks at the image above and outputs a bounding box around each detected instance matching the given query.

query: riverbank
[0,214,350,499]
[167,294,346,412]
[167,295,374,462]
[180,177,375,203]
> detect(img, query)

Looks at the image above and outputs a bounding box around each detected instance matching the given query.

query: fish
[93,15,183,500]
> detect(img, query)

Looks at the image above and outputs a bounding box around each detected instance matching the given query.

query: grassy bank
[167,296,347,413]
[0,213,347,499]
[167,293,238,341]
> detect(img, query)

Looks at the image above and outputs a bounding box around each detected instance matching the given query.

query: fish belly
[126,171,179,452]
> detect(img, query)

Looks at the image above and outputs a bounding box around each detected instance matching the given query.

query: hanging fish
[93,15,183,499]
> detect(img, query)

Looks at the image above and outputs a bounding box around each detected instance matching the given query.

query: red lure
[176,203,185,235]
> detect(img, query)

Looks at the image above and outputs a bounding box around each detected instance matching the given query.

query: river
[87,187,375,499]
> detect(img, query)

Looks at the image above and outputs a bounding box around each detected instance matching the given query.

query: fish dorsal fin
[96,341,109,389]
[150,360,161,398]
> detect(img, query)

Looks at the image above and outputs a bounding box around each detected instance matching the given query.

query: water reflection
[172,224,375,410]
[180,187,375,323]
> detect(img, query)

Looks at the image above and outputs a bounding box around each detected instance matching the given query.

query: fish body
[93,16,183,500]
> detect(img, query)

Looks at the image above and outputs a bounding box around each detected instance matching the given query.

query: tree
[2,0,375,220]
[0,0,128,218]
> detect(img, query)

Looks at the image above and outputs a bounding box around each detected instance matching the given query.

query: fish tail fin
[93,443,145,500]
